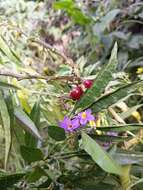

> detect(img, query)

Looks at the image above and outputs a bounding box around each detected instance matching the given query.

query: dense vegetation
[0,0,143,189]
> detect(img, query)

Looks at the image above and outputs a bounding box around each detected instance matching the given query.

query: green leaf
[73,42,118,113]
[48,125,66,141]
[0,172,25,189]
[0,91,11,169]
[26,166,48,183]
[96,123,143,132]
[90,134,130,142]
[36,178,52,188]
[14,107,42,141]
[20,145,44,164]
[77,181,115,190]
[90,80,143,113]
[25,102,40,147]
[82,132,123,175]
[0,35,21,65]
[53,0,74,10]
[53,0,90,25]
[0,81,19,90]
[110,151,143,165]
[93,9,120,34]
[4,92,14,127]
[30,102,40,126]
[69,8,91,25]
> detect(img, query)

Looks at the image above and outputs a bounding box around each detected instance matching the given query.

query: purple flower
[59,116,80,132]
[78,109,95,126]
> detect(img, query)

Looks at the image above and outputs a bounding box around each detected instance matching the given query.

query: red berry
[69,86,83,100]
[83,80,93,89]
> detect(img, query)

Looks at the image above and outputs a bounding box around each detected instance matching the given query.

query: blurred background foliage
[0,0,143,189]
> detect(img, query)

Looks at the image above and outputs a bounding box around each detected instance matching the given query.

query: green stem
[120,165,131,190]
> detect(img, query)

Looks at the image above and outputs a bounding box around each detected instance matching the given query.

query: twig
[108,107,125,124]
[29,38,80,77]
[0,70,80,82]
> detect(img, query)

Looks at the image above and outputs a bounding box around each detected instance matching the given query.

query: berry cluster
[69,80,93,100]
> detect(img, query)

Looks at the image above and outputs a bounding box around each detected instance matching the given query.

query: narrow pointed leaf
[90,80,143,113]
[0,35,21,65]
[74,43,118,113]
[96,123,143,132]
[0,81,19,90]
[110,151,143,165]
[90,134,130,142]
[0,92,11,169]
[25,102,40,147]
[14,107,42,141]
[82,132,123,175]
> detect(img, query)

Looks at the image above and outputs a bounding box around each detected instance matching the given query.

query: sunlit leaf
[0,81,19,90]
[14,107,42,141]
[82,132,123,175]
[53,0,74,10]
[119,104,143,119]
[110,151,143,165]
[25,102,40,147]
[74,43,118,113]
[0,35,21,65]
[90,80,143,113]
[53,0,90,25]
[90,134,130,142]
[96,123,143,132]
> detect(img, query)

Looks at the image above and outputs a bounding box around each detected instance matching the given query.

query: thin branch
[0,70,80,82]
[29,38,80,77]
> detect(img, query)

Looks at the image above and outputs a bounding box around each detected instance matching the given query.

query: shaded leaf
[0,172,25,189]
[93,9,120,34]
[77,181,115,190]
[20,145,44,164]
[48,125,66,141]
[26,166,47,183]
